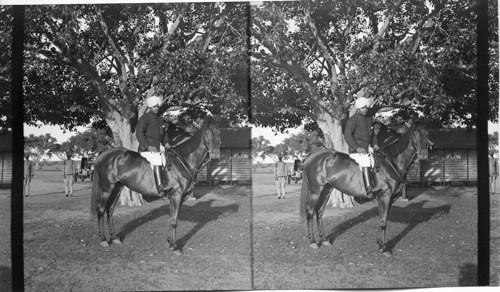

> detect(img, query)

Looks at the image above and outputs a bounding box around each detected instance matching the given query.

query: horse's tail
[299,164,310,222]
[90,169,100,218]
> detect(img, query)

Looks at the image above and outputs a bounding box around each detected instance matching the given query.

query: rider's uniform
[136,111,170,166]
[344,112,375,167]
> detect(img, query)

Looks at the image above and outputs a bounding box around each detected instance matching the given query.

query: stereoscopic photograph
[0,0,498,291]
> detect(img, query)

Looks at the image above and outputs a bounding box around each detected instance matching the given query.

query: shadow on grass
[116,198,240,251]
[326,199,451,253]
[0,266,12,292]
[458,263,477,286]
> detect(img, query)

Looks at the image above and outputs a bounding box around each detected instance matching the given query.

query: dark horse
[90,116,220,254]
[300,120,430,255]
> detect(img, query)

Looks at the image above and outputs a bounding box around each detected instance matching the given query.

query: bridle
[167,125,219,180]
[377,125,429,181]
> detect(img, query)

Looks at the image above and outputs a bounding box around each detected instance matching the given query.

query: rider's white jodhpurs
[349,147,375,169]
[140,145,166,169]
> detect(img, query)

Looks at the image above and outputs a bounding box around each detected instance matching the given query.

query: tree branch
[303,3,339,95]
[161,3,190,55]
[283,105,318,120]
[372,0,403,53]
[95,6,129,96]
[410,1,447,55]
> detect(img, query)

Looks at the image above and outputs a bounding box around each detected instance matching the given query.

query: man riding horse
[343,96,381,199]
[136,95,174,194]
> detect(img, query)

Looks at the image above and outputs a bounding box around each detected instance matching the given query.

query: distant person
[24,154,34,197]
[489,151,498,194]
[274,155,288,199]
[62,152,76,197]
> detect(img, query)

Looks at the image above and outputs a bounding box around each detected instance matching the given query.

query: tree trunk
[316,111,358,208]
[106,112,144,207]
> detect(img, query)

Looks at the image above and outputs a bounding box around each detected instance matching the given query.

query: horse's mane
[382,121,419,157]
[172,116,214,157]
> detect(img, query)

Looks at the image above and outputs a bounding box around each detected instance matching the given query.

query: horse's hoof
[100,241,109,247]
[321,241,332,247]
[382,251,392,257]
[309,243,319,249]
[112,239,123,245]
[173,249,183,256]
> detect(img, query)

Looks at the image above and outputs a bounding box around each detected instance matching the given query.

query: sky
[23,123,303,146]
[24,121,499,146]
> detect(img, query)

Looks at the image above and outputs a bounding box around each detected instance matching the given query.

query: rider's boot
[154,165,173,195]
[362,167,378,199]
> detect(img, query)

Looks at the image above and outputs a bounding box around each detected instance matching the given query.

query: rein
[376,149,417,181]
[167,137,212,180]
[375,126,422,181]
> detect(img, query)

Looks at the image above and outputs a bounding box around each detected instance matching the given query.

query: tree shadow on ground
[326,200,451,253]
[116,199,240,251]
[143,185,249,204]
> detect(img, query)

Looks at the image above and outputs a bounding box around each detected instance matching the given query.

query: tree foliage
[278,131,325,160]
[489,131,498,150]
[0,6,12,133]
[251,0,497,149]
[24,133,58,166]
[53,128,114,160]
[251,135,272,162]
[23,3,249,148]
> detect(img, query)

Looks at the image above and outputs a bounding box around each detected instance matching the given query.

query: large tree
[23,3,249,149]
[22,3,249,206]
[251,0,497,151]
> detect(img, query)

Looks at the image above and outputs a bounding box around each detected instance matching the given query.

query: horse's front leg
[167,193,183,256]
[376,192,392,256]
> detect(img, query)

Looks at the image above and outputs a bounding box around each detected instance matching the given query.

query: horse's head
[410,120,430,160]
[202,116,221,160]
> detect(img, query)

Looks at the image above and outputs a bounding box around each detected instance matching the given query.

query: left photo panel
[6,2,252,291]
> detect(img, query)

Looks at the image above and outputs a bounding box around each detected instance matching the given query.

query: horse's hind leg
[376,192,393,256]
[306,209,318,249]
[316,184,333,247]
[106,182,125,245]
[97,206,108,247]
[167,193,183,256]
[305,194,319,249]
